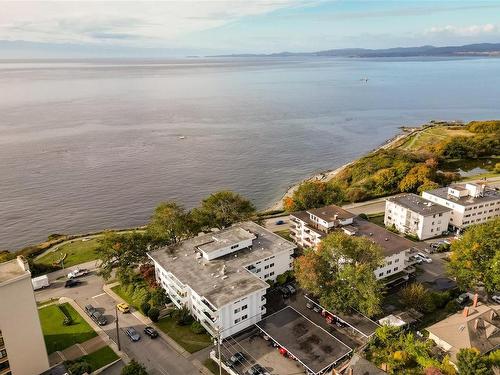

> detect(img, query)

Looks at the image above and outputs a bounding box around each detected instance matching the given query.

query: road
[36,269,207,375]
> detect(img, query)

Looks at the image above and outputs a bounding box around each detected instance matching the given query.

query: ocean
[1,56,500,250]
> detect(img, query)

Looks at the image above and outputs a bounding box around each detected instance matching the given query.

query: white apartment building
[422,183,500,231]
[384,193,452,240]
[148,221,296,339]
[0,257,50,375]
[290,205,416,285]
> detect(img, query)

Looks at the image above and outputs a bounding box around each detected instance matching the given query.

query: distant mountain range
[212,43,500,58]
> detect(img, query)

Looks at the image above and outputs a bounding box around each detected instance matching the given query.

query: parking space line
[92,292,106,298]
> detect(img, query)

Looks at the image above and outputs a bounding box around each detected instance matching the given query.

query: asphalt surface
[35,266,206,375]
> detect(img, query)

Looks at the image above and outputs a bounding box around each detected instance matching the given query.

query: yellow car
[116,303,130,313]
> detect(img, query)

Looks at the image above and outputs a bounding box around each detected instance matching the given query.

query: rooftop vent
[385,238,389,241]
[172,257,178,261]
[369,232,373,236]
[221,275,228,280]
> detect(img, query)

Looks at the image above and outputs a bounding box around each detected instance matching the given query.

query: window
[394,258,399,263]
[386,270,391,274]
[264,274,269,278]
[379,273,383,277]
[270,271,275,277]
[234,308,240,314]
[387,261,392,265]
[0,349,6,358]
[242,314,248,320]
[264,265,269,269]
[234,318,241,324]
[242,305,247,311]
[269,263,274,267]
[394,267,399,272]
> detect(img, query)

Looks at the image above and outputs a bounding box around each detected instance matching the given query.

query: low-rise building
[0,257,50,375]
[384,193,452,239]
[427,300,500,365]
[422,182,500,231]
[148,221,296,339]
[290,205,417,285]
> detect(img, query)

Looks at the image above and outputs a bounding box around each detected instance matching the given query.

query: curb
[102,283,192,358]
[91,358,123,375]
[58,297,130,364]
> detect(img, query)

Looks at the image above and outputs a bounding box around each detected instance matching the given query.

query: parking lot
[35,265,206,375]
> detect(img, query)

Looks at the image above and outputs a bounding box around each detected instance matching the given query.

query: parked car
[284,283,297,295]
[275,220,285,225]
[312,305,321,313]
[91,311,107,326]
[491,294,500,304]
[247,364,267,375]
[226,352,246,367]
[116,303,130,313]
[85,304,96,316]
[126,327,141,342]
[144,326,159,338]
[416,252,432,263]
[67,268,89,279]
[64,279,81,288]
[456,293,469,305]
[278,286,290,299]
[409,255,423,265]
[31,275,50,290]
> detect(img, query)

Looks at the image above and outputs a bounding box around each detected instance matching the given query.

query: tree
[140,301,151,315]
[121,360,149,375]
[67,360,92,375]
[456,348,492,375]
[401,283,432,312]
[146,202,192,247]
[294,232,384,316]
[192,191,255,229]
[147,307,160,322]
[96,231,150,281]
[447,218,500,293]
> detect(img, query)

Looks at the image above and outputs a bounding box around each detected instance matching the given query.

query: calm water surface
[1,57,500,250]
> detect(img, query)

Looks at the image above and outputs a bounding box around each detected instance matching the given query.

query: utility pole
[115,306,121,351]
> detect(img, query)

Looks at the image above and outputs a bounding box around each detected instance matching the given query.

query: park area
[156,315,213,353]
[35,238,100,268]
[38,303,97,354]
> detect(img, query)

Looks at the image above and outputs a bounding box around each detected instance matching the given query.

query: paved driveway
[36,273,205,375]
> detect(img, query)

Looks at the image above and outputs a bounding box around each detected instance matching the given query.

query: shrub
[190,321,206,334]
[445,300,459,313]
[141,302,151,315]
[66,360,92,375]
[121,360,148,375]
[147,307,160,323]
[359,213,368,220]
[275,270,293,286]
[173,307,193,326]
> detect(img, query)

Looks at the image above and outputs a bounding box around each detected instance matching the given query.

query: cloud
[426,23,499,36]
[0,1,308,46]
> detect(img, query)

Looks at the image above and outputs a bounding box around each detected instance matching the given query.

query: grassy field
[39,303,97,354]
[275,229,293,242]
[156,316,213,353]
[398,125,474,152]
[203,358,230,375]
[35,238,100,267]
[82,346,119,371]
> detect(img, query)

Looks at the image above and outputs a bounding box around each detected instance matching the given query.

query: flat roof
[387,193,452,216]
[256,306,352,374]
[148,221,296,308]
[304,295,379,337]
[308,205,356,222]
[197,227,256,254]
[0,258,29,284]
[425,185,500,206]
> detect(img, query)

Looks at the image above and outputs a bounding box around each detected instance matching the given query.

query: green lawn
[275,229,292,242]
[39,303,97,354]
[203,358,230,375]
[82,346,119,371]
[36,238,100,268]
[156,316,213,353]
[399,125,473,152]
[366,213,385,227]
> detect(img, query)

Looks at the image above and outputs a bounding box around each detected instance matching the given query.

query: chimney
[473,293,479,308]
[463,307,469,318]
[474,319,480,331]
[16,256,30,272]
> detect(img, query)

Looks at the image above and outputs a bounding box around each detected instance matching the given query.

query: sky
[1,0,500,58]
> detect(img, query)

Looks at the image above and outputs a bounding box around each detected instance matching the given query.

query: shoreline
[266,126,419,212]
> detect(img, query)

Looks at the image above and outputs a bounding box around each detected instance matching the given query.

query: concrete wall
[0,274,50,375]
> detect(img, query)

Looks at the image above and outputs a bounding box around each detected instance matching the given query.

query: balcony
[200,320,217,337]
[203,310,217,323]
[201,298,217,313]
